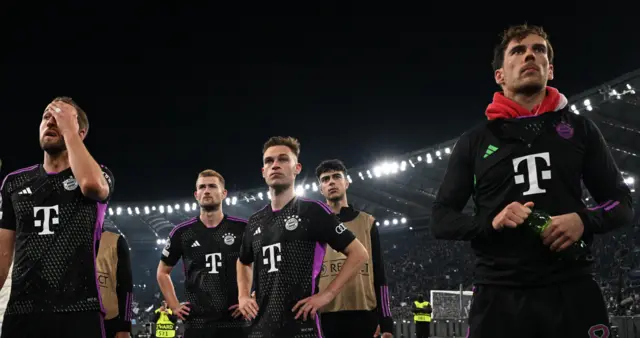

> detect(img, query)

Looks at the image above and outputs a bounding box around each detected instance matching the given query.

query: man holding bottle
[430,24,633,338]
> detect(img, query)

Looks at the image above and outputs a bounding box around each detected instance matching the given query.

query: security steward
[413,295,432,338]
[152,301,178,338]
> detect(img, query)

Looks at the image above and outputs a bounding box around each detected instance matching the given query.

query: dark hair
[53,96,89,135]
[262,136,301,158]
[492,24,554,72]
[197,169,225,188]
[315,159,348,179]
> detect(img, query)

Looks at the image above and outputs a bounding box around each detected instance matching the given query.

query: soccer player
[96,230,133,338]
[431,24,633,338]
[157,169,248,338]
[237,136,369,338]
[315,159,394,338]
[0,97,115,338]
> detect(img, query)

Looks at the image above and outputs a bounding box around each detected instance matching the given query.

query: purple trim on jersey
[311,242,327,338]
[125,292,133,321]
[46,171,58,175]
[604,201,620,211]
[100,314,106,338]
[169,217,198,237]
[381,285,392,317]
[227,216,248,223]
[588,200,613,211]
[94,202,108,315]
[299,198,333,214]
[0,164,39,191]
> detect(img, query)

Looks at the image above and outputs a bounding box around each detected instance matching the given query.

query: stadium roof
[107,69,640,246]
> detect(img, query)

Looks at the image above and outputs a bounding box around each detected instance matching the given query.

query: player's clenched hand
[492,201,534,230]
[171,302,191,321]
[239,295,259,320]
[292,291,334,321]
[228,304,243,319]
[47,101,80,137]
[541,212,584,252]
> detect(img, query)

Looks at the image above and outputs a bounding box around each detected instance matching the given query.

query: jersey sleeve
[370,220,393,333]
[160,229,183,267]
[0,175,16,231]
[431,132,493,241]
[239,221,254,265]
[577,118,634,235]
[115,235,133,332]
[310,202,356,253]
[100,165,116,202]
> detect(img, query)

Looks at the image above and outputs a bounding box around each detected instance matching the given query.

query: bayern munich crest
[223,233,236,245]
[63,177,78,191]
[284,215,302,231]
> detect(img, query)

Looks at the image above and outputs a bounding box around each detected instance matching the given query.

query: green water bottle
[524,210,590,261]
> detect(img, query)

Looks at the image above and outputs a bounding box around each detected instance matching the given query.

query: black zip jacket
[431,108,633,286]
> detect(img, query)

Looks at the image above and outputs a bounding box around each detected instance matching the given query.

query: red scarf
[485,86,566,120]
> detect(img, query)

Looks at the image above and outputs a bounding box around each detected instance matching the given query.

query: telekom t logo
[33,205,59,235]
[205,253,222,274]
[512,152,551,196]
[262,243,282,273]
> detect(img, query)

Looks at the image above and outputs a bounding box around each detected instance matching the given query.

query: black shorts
[184,326,248,338]
[468,278,611,338]
[1,311,105,338]
[320,310,378,338]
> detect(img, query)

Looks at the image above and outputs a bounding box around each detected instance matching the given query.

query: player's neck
[327,198,348,214]
[200,209,224,228]
[270,185,295,211]
[43,151,70,174]
[503,88,546,111]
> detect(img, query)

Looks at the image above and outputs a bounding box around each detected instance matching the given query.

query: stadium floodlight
[305,184,310,190]
[312,182,318,192]
[409,159,415,168]
[231,196,237,205]
[295,185,304,196]
[135,207,140,215]
[392,218,398,225]
[366,170,372,179]
[144,206,150,214]
[445,147,451,154]
[258,192,263,200]
[191,202,197,210]
[109,208,114,216]
[116,207,122,215]
[373,166,382,178]
[127,207,132,215]
[347,175,352,183]
[624,177,635,185]
[400,161,407,171]
[376,221,380,226]
[401,217,407,224]
[159,205,165,214]
[167,206,173,214]
[184,203,190,212]
[383,220,389,226]
[435,150,441,157]
[416,156,422,162]
[409,226,413,230]
[156,239,162,245]
[174,204,180,210]
[225,198,230,206]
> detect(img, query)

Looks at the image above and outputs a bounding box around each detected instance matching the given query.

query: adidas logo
[191,241,201,248]
[18,188,32,195]
[253,228,261,236]
[483,145,498,159]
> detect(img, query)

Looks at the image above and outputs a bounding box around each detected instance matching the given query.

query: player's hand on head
[541,212,584,252]
[292,291,334,321]
[238,295,259,320]
[492,201,534,230]
[171,302,191,321]
[47,101,80,137]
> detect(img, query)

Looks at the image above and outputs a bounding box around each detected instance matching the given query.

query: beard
[40,137,66,155]
[327,192,345,203]
[269,181,292,195]
[513,75,546,96]
[200,201,221,212]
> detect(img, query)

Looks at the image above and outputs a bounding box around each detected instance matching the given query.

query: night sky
[2,9,639,202]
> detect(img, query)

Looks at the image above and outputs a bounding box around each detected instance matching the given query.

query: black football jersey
[239,197,356,338]
[161,215,248,329]
[0,164,115,314]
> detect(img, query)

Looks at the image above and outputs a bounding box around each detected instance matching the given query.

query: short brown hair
[197,169,225,188]
[262,136,301,158]
[492,24,554,71]
[53,96,89,135]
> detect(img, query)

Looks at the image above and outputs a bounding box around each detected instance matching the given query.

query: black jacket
[431,108,633,286]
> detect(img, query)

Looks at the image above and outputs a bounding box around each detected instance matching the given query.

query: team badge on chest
[223,233,236,245]
[284,215,302,231]
[63,177,79,191]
